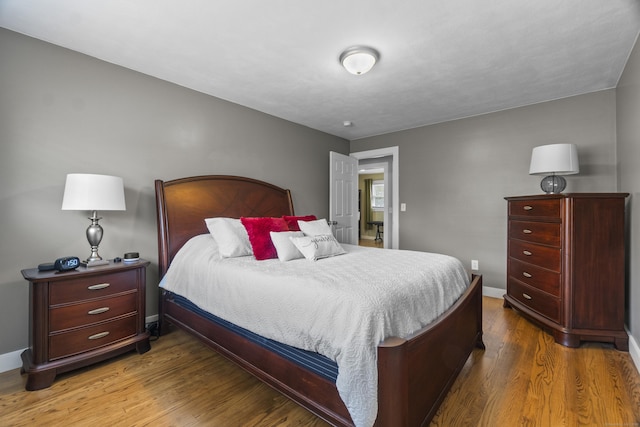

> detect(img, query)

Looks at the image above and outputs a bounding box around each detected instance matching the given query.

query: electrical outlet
[471,260,479,270]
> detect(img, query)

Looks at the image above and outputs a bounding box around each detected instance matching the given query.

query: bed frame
[155,175,484,426]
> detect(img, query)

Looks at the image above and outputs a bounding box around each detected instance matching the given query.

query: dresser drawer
[508,279,560,322]
[50,270,138,305]
[508,198,561,219]
[508,258,561,297]
[509,239,561,272]
[49,314,137,360]
[509,220,561,247]
[50,292,137,332]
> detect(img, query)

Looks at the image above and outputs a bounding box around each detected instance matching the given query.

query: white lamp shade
[529,143,579,175]
[61,173,126,211]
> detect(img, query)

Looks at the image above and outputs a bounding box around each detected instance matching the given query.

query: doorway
[351,146,399,249]
[358,164,386,248]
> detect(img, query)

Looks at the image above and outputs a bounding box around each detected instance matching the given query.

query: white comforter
[160,234,469,427]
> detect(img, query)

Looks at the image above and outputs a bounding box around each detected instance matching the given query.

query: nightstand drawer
[509,220,560,247]
[508,258,561,297]
[509,239,561,272]
[49,314,137,360]
[508,199,561,219]
[50,292,137,332]
[508,279,560,322]
[50,270,138,305]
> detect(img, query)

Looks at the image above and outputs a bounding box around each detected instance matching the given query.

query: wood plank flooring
[358,239,383,248]
[1,297,639,426]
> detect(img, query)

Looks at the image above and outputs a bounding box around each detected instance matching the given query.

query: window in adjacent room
[371,180,384,211]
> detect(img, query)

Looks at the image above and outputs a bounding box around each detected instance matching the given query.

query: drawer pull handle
[523,250,533,256]
[522,272,532,278]
[88,283,110,290]
[522,293,532,300]
[523,229,532,234]
[88,307,110,315]
[523,205,533,211]
[88,331,110,340]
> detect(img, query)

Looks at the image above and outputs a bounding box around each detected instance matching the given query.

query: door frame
[351,146,399,249]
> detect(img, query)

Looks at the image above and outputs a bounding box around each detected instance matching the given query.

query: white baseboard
[482,285,505,299]
[0,314,161,374]
[145,314,158,326]
[628,328,640,375]
[0,349,24,374]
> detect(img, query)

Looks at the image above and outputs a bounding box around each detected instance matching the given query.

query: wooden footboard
[377,274,484,426]
[159,274,483,426]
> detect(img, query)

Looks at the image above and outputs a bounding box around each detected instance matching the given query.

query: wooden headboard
[155,175,294,276]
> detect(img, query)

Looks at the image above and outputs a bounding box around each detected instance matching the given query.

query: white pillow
[298,218,333,236]
[270,231,304,261]
[289,234,346,261]
[204,217,253,258]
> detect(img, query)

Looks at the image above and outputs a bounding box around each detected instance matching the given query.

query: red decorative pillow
[240,217,290,260]
[282,215,317,231]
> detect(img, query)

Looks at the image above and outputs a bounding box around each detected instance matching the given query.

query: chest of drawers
[504,194,628,350]
[20,260,151,390]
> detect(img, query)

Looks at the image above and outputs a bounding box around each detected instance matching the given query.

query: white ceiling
[1,0,639,140]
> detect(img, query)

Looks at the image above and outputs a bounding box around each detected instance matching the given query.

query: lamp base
[84,210,108,267]
[540,175,566,194]
[82,259,110,267]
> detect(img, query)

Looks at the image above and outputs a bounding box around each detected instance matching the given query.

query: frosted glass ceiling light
[340,46,379,75]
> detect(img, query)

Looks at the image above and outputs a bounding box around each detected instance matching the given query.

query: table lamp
[529,143,579,194]
[61,173,126,266]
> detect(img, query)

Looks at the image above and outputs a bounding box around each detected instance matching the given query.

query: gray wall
[352,83,640,353]
[351,90,618,293]
[617,35,640,349]
[0,28,348,355]
[2,25,637,362]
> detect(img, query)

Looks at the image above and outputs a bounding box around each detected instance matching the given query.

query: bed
[155,175,484,427]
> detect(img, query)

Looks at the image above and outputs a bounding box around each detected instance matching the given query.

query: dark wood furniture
[21,260,151,390]
[155,175,484,427]
[504,193,628,350]
[367,221,384,241]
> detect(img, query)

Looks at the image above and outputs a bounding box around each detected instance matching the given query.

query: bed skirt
[170,293,339,382]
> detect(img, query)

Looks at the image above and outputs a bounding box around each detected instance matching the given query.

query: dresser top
[505,193,629,201]
[22,259,150,282]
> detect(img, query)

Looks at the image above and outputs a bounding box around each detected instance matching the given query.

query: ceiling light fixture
[339,46,379,75]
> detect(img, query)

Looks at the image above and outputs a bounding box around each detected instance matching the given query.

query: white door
[329,151,358,244]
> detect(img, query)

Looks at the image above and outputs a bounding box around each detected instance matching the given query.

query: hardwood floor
[359,238,383,248]
[1,297,639,426]
[432,298,640,426]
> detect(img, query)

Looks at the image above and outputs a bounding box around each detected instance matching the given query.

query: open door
[329,151,358,244]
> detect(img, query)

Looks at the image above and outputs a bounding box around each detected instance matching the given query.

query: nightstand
[20,260,151,390]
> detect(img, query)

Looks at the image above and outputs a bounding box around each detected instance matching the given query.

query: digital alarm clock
[53,256,80,272]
